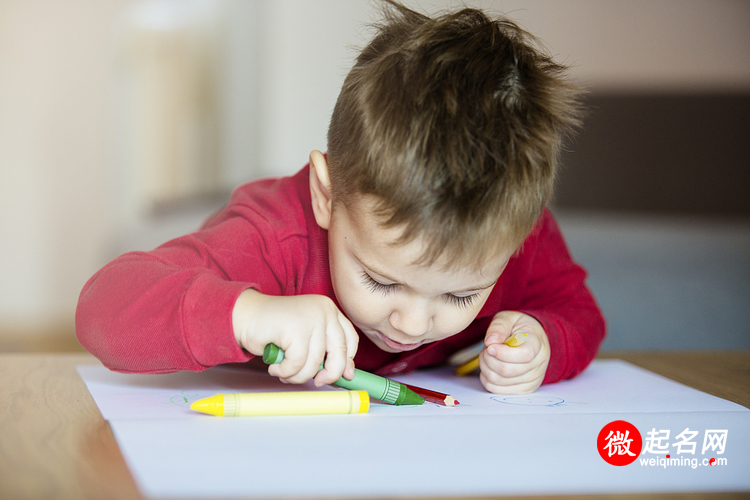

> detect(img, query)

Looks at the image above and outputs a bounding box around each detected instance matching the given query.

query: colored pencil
[403,384,459,406]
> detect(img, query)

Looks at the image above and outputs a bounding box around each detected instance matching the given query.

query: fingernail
[486,335,499,344]
[487,346,496,356]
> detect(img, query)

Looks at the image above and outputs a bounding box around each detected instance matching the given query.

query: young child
[76,1,605,395]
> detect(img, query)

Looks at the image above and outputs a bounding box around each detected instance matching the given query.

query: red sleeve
[515,210,606,384]
[75,200,300,374]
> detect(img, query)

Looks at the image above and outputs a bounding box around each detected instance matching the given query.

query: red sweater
[76,166,605,383]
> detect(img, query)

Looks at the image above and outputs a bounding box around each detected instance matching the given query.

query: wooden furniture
[1,351,748,500]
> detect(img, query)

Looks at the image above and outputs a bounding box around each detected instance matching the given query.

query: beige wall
[0,0,130,344]
[1,0,748,348]
[242,0,750,179]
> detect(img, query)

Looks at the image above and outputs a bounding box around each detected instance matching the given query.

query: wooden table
[1,351,748,500]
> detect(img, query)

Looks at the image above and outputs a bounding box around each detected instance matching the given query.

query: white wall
[1,0,749,341]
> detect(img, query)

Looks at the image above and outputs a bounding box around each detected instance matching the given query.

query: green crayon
[262,343,424,406]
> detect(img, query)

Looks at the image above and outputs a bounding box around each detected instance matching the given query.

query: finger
[315,312,360,385]
[479,354,547,388]
[479,349,535,380]
[480,349,548,386]
[267,339,305,380]
[289,333,328,384]
[480,372,544,395]
[486,340,538,364]
[340,312,359,359]
[343,358,356,381]
[340,312,359,380]
[278,333,326,384]
[481,362,546,393]
[484,311,519,346]
[315,322,348,387]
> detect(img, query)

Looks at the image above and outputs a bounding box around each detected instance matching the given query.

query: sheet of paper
[76,359,747,420]
[77,360,750,498]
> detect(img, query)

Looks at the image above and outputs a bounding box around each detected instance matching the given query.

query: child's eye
[446,293,479,309]
[360,272,398,295]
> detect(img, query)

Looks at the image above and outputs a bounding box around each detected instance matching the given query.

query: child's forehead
[334,195,513,278]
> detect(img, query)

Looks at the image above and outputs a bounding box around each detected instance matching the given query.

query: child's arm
[75,237,253,374]
[232,289,358,386]
[75,176,351,377]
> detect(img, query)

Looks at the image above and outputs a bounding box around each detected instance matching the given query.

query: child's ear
[309,150,333,230]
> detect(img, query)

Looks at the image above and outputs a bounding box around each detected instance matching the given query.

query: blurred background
[1,0,748,353]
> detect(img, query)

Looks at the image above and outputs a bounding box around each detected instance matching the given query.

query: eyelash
[360,272,398,296]
[360,272,480,309]
[447,294,479,309]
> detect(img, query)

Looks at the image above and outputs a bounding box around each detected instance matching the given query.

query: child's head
[325,0,582,270]
[310,1,582,352]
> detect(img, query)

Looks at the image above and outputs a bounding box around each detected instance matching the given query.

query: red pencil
[404,384,459,406]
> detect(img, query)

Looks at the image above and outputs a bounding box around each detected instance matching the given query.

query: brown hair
[326,0,582,269]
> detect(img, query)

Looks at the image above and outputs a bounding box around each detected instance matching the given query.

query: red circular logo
[598,420,643,466]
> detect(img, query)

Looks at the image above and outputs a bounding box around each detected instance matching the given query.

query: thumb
[485,310,522,345]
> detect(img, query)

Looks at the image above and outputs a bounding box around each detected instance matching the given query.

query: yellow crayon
[454,357,480,376]
[190,390,369,417]
[504,331,528,347]
[454,332,528,376]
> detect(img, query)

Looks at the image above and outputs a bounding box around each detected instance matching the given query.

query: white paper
[76,359,747,420]
[77,360,750,498]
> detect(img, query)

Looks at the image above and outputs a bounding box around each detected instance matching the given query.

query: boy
[76,1,605,395]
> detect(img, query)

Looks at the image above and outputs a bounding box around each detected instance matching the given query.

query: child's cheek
[432,306,481,341]
[338,287,384,330]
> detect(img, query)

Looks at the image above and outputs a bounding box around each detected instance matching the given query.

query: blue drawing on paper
[490,395,587,407]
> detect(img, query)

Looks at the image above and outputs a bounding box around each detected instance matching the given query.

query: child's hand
[232,289,359,387]
[479,311,550,394]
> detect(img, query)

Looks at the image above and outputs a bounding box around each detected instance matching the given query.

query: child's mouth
[375,331,424,351]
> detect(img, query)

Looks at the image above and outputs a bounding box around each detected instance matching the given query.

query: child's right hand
[232,289,359,387]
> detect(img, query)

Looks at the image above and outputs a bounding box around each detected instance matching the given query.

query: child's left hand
[479,311,550,394]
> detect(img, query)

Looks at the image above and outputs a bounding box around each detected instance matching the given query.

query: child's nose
[388,304,433,338]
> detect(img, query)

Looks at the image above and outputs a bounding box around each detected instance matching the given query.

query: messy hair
[326,0,583,269]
